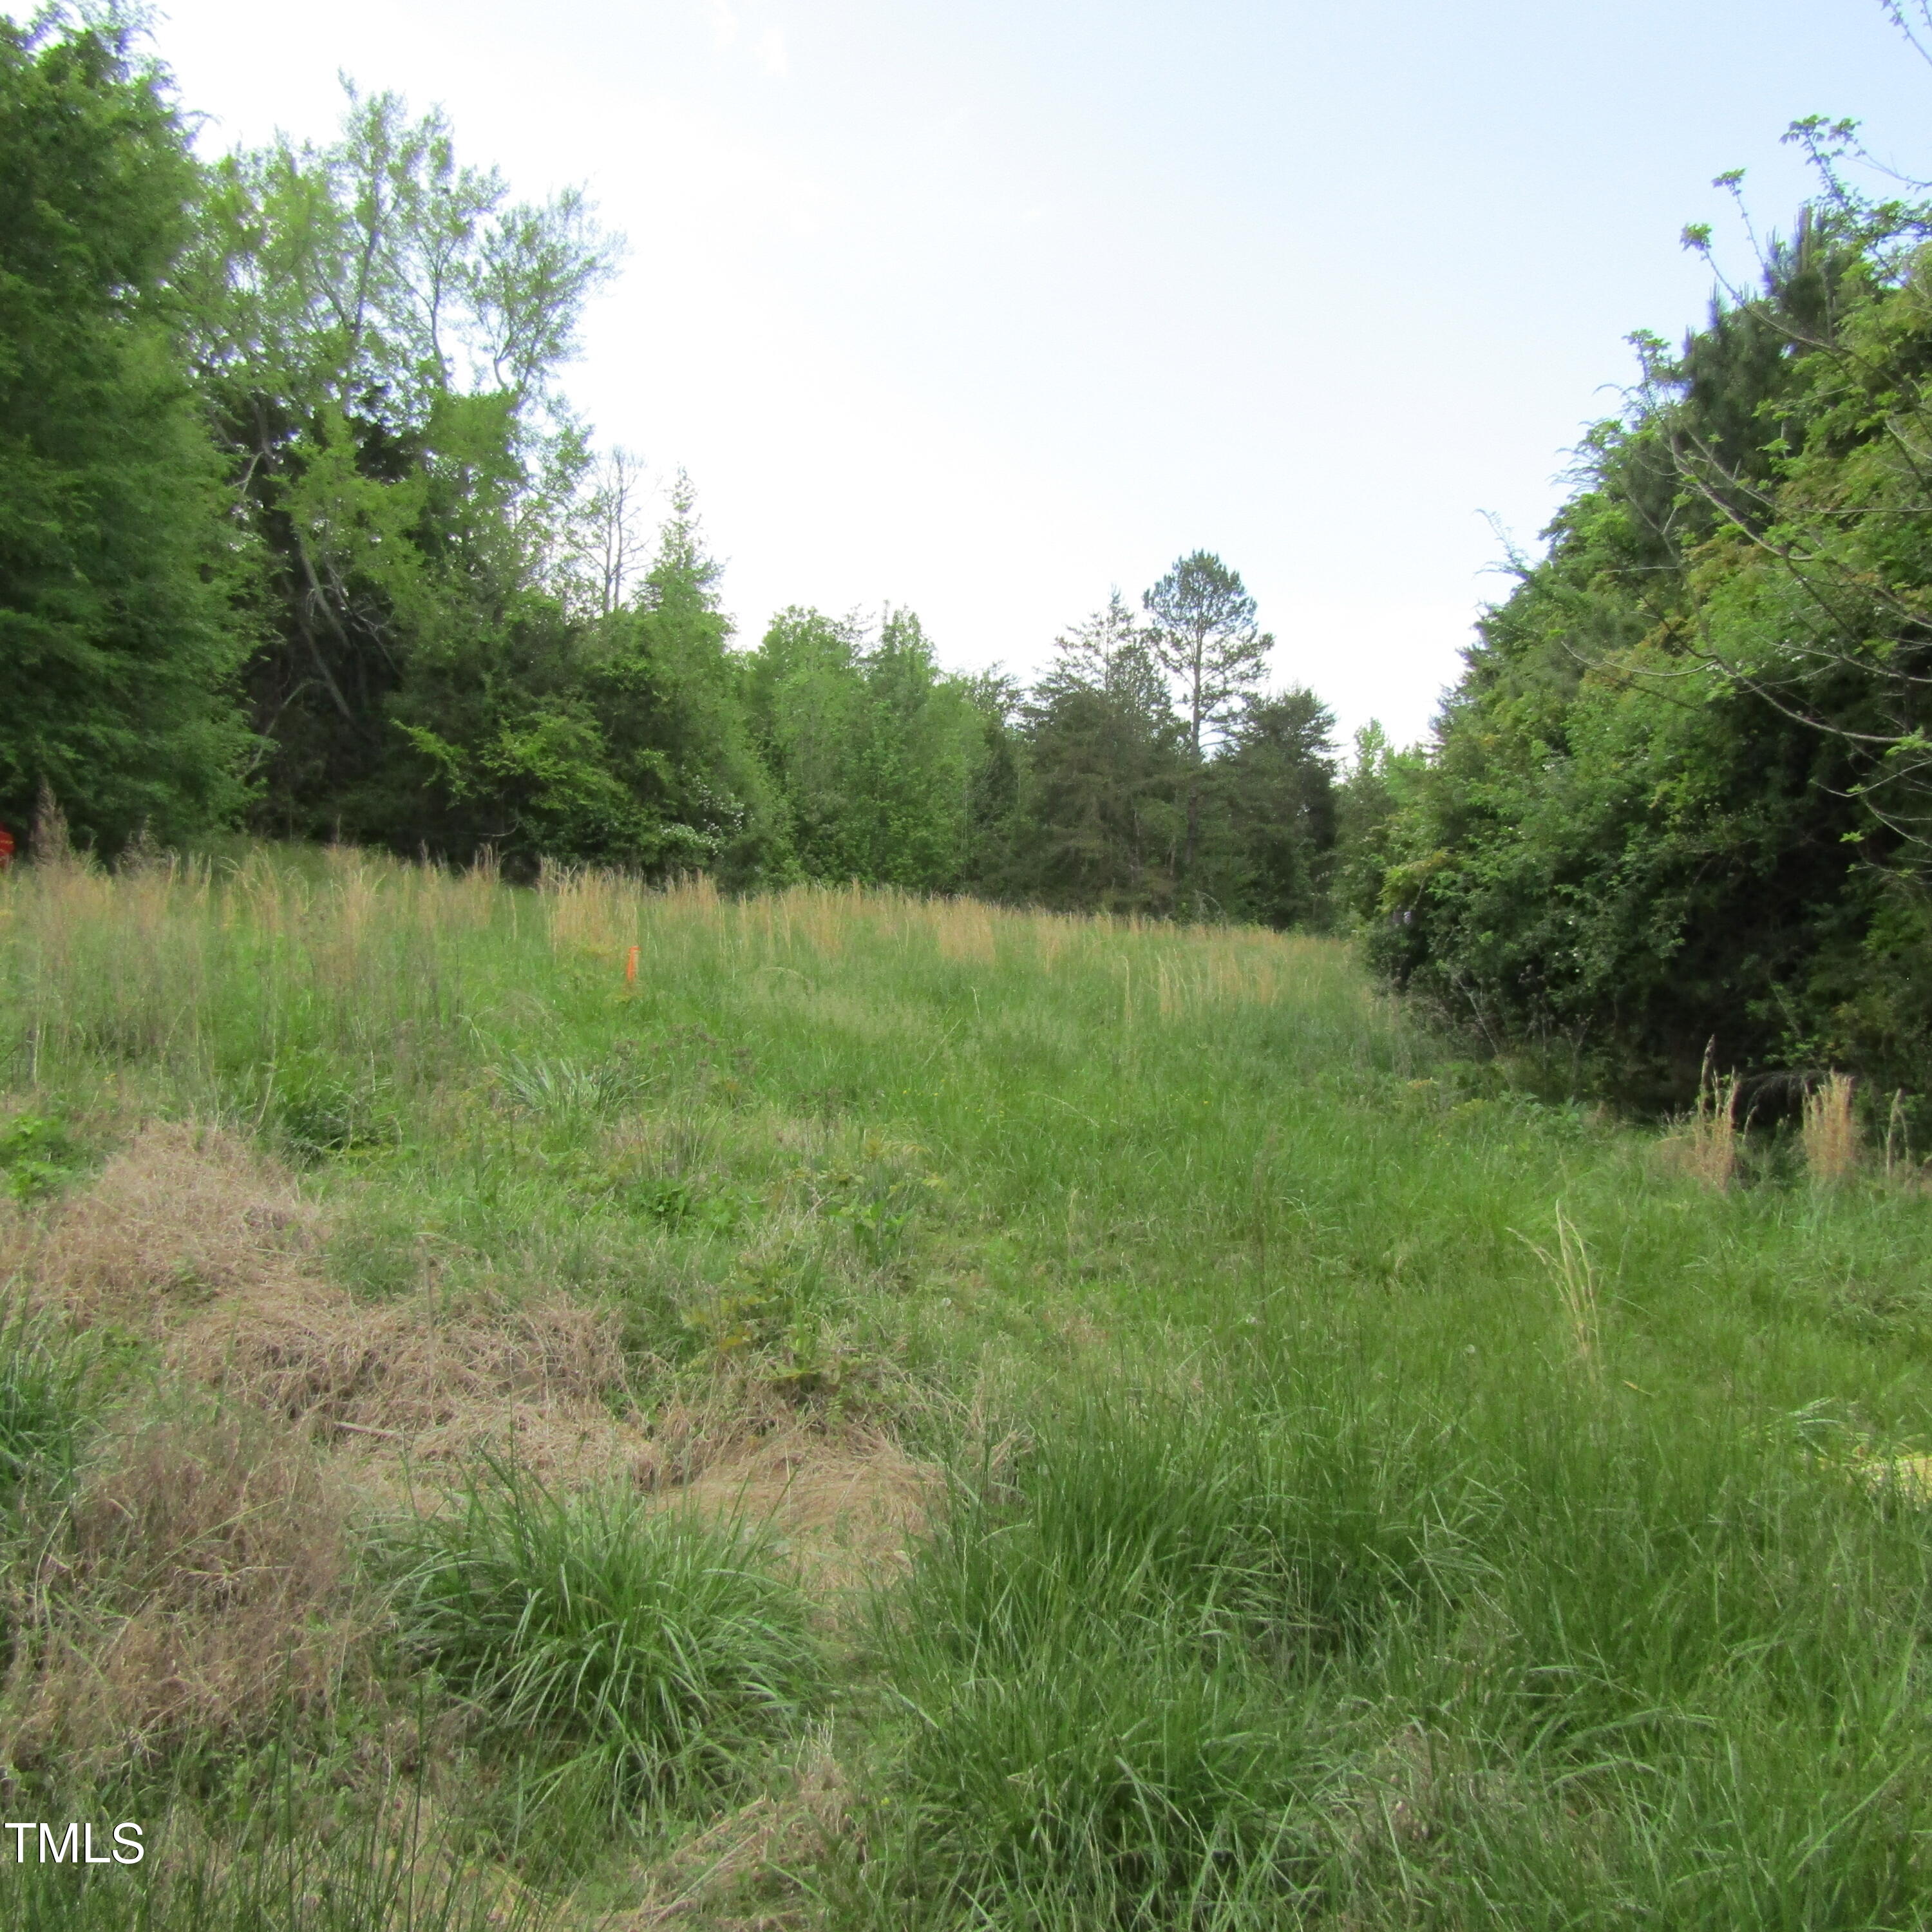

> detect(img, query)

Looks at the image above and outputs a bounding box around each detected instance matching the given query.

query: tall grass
[9,849,1932,1923]
[860,1377,1932,1927]
[1803,1070,1862,1184]
[0,1777,535,1932]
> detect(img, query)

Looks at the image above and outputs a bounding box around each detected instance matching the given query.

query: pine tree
[1016,594,1184,911]
[1142,554,1273,891]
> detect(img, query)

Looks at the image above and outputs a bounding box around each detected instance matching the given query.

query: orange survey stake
[625,945,639,984]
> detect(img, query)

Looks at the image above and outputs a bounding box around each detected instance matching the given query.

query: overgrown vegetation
[10,0,1932,1921]
[18,0,1932,1104]
[0,848,1928,1925]
[1357,6,1932,1104]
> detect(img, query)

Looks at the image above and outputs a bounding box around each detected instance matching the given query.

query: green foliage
[0,1298,90,1495]
[191,82,624,858]
[746,605,992,890]
[14,854,1932,1920]
[1010,594,1185,913]
[1141,552,1273,763]
[0,1112,84,1201]
[0,11,256,850]
[1359,156,1932,1097]
[3,22,1338,915]
[1199,688,1338,927]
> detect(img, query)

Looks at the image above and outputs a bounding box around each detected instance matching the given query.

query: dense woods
[0,12,1338,924]
[8,6,1932,1103]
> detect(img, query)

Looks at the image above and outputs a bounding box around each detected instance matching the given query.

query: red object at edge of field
[0,824,14,871]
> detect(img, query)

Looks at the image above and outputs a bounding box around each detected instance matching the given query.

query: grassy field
[0,842,1930,1928]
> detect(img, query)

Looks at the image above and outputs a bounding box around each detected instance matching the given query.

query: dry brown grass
[3,1121,319,1323]
[5,1120,931,1531]
[2,1122,660,1486]
[1803,1071,1862,1186]
[672,1426,938,1604]
[1513,1203,1602,1376]
[180,1280,645,1470]
[611,1741,849,1929]
[3,1410,363,1770]
[1658,1057,1741,1191]
[929,897,998,965]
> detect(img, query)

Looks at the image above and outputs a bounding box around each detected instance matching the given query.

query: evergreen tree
[1015,594,1184,912]
[1201,688,1338,928]
[1142,553,1273,889]
[0,11,254,848]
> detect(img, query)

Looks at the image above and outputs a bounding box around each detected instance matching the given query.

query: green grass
[391,1459,825,1812]
[0,1298,91,1497]
[3,847,1931,1925]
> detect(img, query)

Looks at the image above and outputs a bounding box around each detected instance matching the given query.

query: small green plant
[621,1176,748,1235]
[0,1112,84,1201]
[265,1058,401,1162]
[497,1050,646,1117]
[392,1461,825,1813]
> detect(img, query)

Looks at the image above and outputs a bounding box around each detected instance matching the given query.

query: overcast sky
[147,0,1926,746]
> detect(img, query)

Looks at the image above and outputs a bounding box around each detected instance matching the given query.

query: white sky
[146,0,1928,748]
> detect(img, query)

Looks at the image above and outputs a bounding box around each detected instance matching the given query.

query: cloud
[755,27,788,77]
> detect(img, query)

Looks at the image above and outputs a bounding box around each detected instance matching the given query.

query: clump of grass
[1803,1070,1861,1185]
[392,1460,825,1812]
[0,1297,91,1494]
[1513,1202,1602,1374]
[1663,1050,1740,1190]
[860,1394,1463,1920]
[868,1611,1323,1924]
[5,1410,362,1773]
[495,1048,645,1117]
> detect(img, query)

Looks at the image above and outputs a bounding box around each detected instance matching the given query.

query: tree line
[0,12,1349,928]
[21,6,1928,1103]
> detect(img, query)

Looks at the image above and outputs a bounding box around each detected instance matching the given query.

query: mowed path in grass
[3,849,1932,1927]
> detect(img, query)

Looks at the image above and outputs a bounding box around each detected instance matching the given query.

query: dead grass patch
[3,1121,317,1321]
[1,1121,661,1482]
[4,1121,936,1667]
[1656,1056,1741,1192]
[612,1740,849,1929]
[179,1279,632,1452]
[1803,1071,1862,1185]
[3,1411,362,1771]
[672,1426,938,1605]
